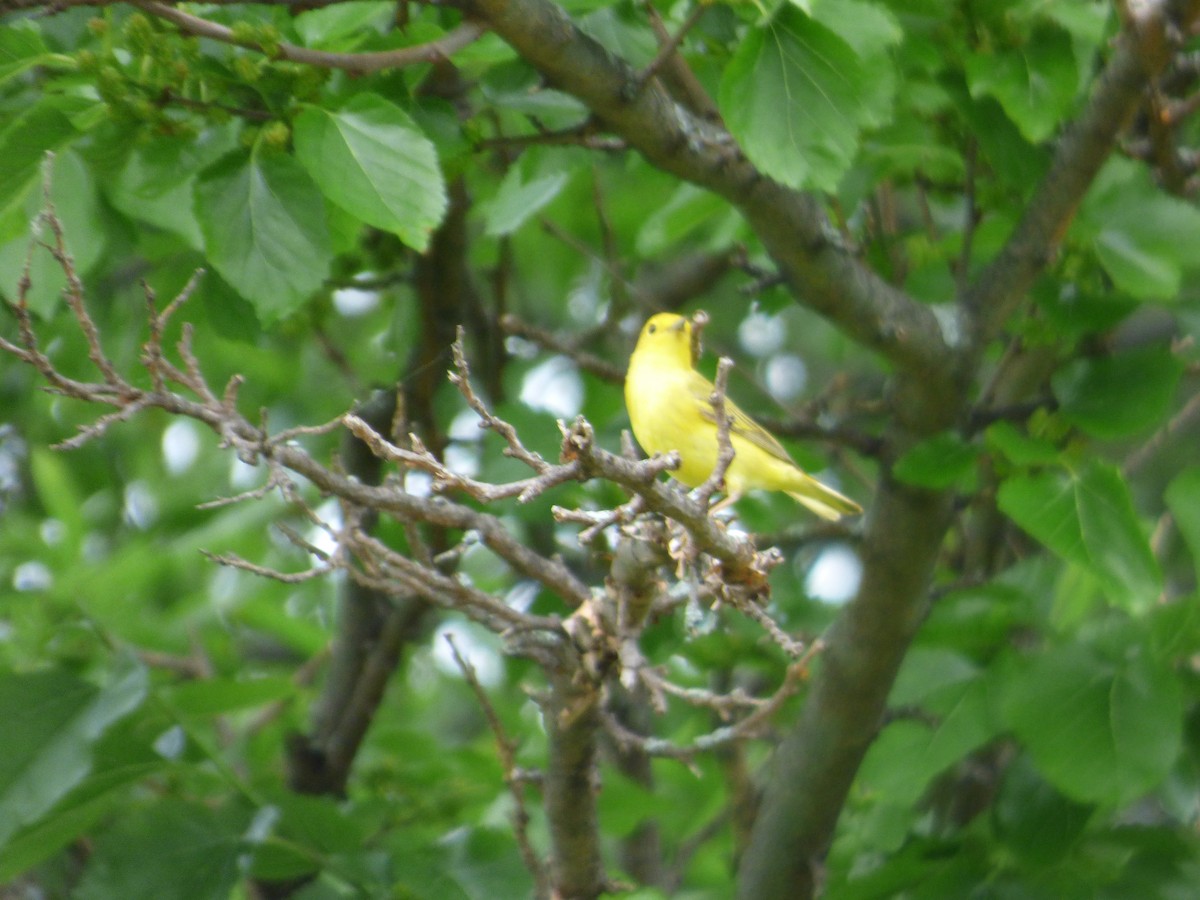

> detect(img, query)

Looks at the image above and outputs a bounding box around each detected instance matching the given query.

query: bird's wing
[685,372,795,465]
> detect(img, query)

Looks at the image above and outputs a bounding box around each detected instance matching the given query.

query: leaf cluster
[3,0,1200,897]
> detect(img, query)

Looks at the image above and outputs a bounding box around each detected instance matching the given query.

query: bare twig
[446,634,549,896]
[40,180,124,390]
[602,659,811,760]
[539,218,643,306]
[203,550,335,584]
[639,2,717,119]
[476,120,628,154]
[693,356,735,510]
[640,667,766,718]
[3,198,833,893]
[348,527,565,637]
[449,327,550,471]
[502,313,626,383]
[552,494,647,544]
[640,3,705,86]
[344,413,582,504]
[727,595,807,659]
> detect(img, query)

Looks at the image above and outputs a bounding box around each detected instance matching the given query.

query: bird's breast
[625,364,718,488]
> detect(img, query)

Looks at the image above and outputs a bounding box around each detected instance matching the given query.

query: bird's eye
[648,324,657,333]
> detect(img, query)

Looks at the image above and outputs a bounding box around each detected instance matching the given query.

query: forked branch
[2,195,822,900]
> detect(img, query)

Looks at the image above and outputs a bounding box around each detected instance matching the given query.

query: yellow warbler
[625,313,861,520]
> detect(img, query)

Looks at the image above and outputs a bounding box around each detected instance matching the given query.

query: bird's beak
[671,318,688,333]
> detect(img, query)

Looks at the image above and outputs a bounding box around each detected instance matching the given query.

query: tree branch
[5,189,888,898]
[962,1,1198,345]
[131,1,484,75]
[444,0,953,379]
[542,668,606,899]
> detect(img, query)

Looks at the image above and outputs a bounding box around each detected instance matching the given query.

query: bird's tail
[786,474,862,521]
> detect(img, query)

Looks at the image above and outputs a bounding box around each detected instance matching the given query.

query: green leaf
[0,99,79,219]
[964,24,1079,143]
[1148,592,1200,662]
[999,463,1160,612]
[108,126,239,249]
[985,420,1061,467]
[165,676,296,716]
[1075,158,1200,299]
[294,94,446,252]
[599,768,659,836]
[74,799,247,900]
[892,431,978,490]
[1001,642,1181,805]
[293,1,392,47]
[1053,346,1183,439]
[857,721,938,804]
[0,662,147,849]
[579,6,658,66]
[483,165,568,237]
[993,755,1092,865]
[29,447,86,547]
[1166,468,1200,584]
[921,581,1031,658]
[859,677,994,806]
[809,0,902,64]
[861,650,998,805]
[863,117,965,183]
[195,149,331,321]
[1074,463,1161,613]
[249,794,365,881]
[387,840,471,900]
[440,826,535,899]
[0,726,165,881]
[719,6,897,191]
[0,22,51,84]
[889,647,980,707]
[0,148,107,315]
[997,469,1087,566]
[951,86,1049,189]
[0,784,120,880]
[635,184,736,256]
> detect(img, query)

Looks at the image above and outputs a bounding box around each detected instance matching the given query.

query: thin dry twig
[449,327,550,471]
[552,494,647,544]
[740,601,806,658]
[2,197,827,844]
[639,667,766,719]
[344,413,582,504]
[41,183,124,390]
[477,121,628,154]
[693,356,736,510]
[638,2,717,119]
[445,634,549,896]
[639,3,706,88]
[602,658,812,760]
[269,417,347,447]
[500,313,626,384]
[203,550,336,584]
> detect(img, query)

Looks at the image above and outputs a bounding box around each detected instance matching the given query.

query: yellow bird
[625,313,862,520]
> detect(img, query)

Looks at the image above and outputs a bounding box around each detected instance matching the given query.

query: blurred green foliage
[2,0,1200,897]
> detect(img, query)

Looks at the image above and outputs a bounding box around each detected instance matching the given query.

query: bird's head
[635,313,698,366]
